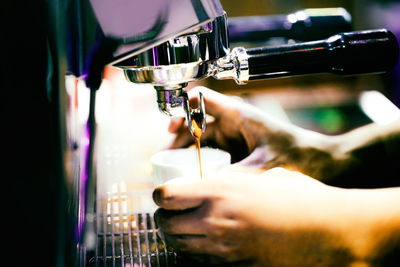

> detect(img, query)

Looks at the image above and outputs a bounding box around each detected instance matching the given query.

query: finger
[163,234,215,254]
[168,127,194,149]
[189,86,233,119]
[168,117,185,133]
[168,121,224,149]
[189,95,200,108]
[152,177,206,210]
[261,167,301,178]
[179,253,229,266]
[202,95,228,120]
[163,233,247,264]
[154,207,207,235]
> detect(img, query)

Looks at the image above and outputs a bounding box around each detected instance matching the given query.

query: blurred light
[359,90,400,125]
[295,10,308,21]
[287,14,296,24]
[304,7,351,22]
[317,108,344,134]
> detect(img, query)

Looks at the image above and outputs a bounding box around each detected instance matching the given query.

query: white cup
[150,147,231,186]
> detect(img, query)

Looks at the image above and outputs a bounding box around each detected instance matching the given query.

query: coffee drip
[191,112,204,179]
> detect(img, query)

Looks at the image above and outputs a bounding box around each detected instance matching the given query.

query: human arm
[327,120,400,187]
[153,168,400,266]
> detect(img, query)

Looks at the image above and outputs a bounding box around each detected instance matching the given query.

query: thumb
[152,177,206,210]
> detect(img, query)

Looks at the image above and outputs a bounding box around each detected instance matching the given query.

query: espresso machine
[7,0,398,266]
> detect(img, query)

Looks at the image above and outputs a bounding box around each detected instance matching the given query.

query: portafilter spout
[155,84,206,137]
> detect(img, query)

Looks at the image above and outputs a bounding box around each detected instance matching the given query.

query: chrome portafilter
[154,85,206,137]
[117,13,229,137]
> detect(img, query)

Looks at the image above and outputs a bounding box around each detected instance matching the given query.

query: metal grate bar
[126,209,134,267]
[149,213,163,267]
[94,189,178,266]
[117,190,125,267]
[142,212,152,265]
[109,191,116,267]
[102,205,107,267]
[95,199,99,267]
[135,212,143,266]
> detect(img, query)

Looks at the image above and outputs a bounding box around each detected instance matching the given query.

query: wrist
[278,127,350,181]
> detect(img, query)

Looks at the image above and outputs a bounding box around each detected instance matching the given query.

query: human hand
[168,86,270,163]
[153,168,352,266]
[168,86,347,180]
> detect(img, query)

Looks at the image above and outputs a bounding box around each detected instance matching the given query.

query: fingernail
[152,188,162,205]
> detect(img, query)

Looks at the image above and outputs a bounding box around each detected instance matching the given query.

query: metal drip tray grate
[93,190,178,267]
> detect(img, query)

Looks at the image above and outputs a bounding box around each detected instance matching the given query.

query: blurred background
[208,0,400,135]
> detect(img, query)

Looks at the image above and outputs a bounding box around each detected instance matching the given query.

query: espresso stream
[191,113,203,179]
